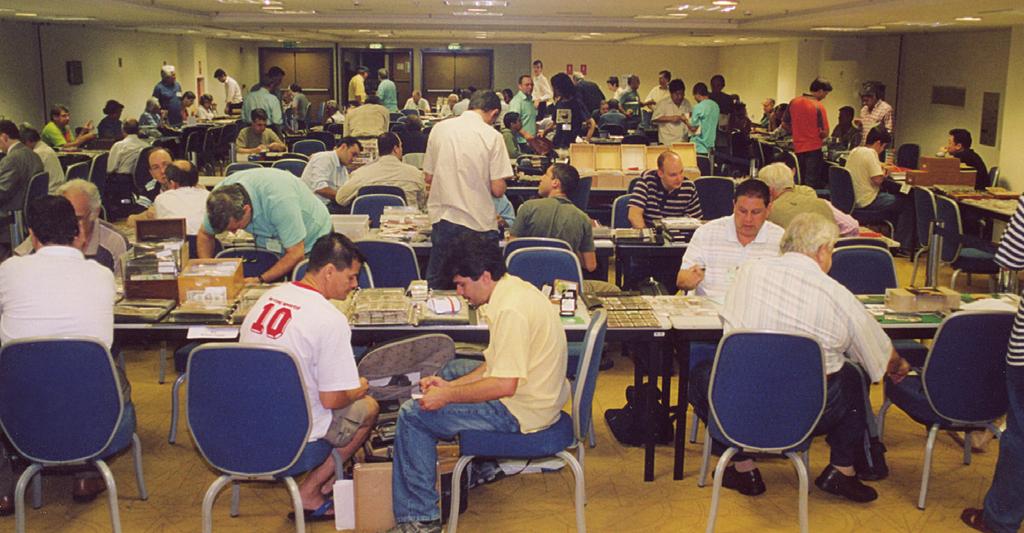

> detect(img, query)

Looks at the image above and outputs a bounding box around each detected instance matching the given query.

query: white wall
[718,43,779,115]
[0,22,45,125]
[896,29,1010,167]
[818,36,901,133]
[206,41,262,110]
[997,26,1024,190]
[531,41,719,103]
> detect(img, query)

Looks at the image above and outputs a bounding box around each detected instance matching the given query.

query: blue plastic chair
[306,131,335,148]
[0,338,148,533]
[66,161,90,181]
[291,139,326,157]
[828,166,894,236]
[446,310,607,532]
[878,311,1014,509]
[896,143,920,169]
[566,176,593,212]
[611,194,632,229]
[355,239,421,288]
[829,245,898,295]
[935,196,999,290]
[216,246,282,278]
[351,193,406,228]
[701,331,826,533]
[834,237,889,249]
[909,186,938,285]
[506,247,585,293]
[503,237,572,260]
[187,343,343,533]
[693,176,735,221]
[272,158,307,178]
[226,162,260,175]
[400,109,420,118]
[357,185,405,198]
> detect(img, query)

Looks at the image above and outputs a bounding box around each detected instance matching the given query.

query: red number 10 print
[249,302,294,339]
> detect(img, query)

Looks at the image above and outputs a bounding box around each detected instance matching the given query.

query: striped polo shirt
[994,195,1024,366]
[627,171,703,227]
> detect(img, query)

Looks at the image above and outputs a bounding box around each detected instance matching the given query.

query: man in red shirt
[784,78,832,189]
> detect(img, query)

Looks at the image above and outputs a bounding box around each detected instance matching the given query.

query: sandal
[288,498,335,522]
[961,508,993,532]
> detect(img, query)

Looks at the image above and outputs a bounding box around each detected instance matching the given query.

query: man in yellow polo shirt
[389,233,569,533]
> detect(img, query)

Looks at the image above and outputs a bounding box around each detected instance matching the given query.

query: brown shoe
[0,494,13,516]
[72,477,107,503]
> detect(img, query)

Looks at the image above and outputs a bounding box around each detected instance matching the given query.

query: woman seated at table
[194,94,217,122]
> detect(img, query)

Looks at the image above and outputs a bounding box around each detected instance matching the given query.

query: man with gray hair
[759,162,835,230]
[422,89,512,288]
[153,65,184,127]
[689,212,911,502]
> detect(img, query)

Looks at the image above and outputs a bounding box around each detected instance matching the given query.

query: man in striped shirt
[961,195,1024,533]
[627,151,702,229]
[689,213,910,501]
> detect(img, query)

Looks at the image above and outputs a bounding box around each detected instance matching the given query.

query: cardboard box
[569,143,596,171]
[905,169,976,187]
[124,218,189,302]
[354,462,394,533]
[332,214,370,241]
[920,156,961,173]
[177,258,244,305]
[885,287,960,313]
[594,144,622,171]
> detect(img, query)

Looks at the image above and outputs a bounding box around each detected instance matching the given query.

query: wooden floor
[3,258,1004,533]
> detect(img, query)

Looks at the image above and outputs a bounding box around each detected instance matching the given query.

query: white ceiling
[1,0,1022,45]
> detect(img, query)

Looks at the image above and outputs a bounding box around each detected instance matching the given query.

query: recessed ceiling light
[467,7,488,11]
[956,16,982,21]
[668,12,688,16]
[866,25,886,29]
[15,12,38,17]
[357,29,371,32]
[712,39,723,43]
[721,6,735,12]
[452,10,503,15]
[706,6,721,11]
[589,32,603,35]
[811,26,866,32]
[269,9,316,14]
[712,0,737,5]
[445,0,507,6]
[665,4,690,10]
[262,5,283,10]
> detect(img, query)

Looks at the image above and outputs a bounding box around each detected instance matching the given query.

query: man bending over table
[388,233,570,533]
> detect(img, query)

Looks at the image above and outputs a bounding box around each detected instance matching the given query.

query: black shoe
[721,465,766,496]
[0,495,12,517]
[815,465,878,502]
[856,440,889,481]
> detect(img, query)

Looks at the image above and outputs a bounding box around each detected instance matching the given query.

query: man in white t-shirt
[845,127,912,251]
[423,90,513,289]
[531,60,553,104]
[301,137,362,214]
[652,79,692,145]
[643,69,671,111]
[240,233,378,521]
[154,160,210,235]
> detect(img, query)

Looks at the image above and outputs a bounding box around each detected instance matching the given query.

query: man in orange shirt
[784,78,832,189]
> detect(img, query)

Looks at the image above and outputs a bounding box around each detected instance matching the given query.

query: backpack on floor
[605,382,674,447]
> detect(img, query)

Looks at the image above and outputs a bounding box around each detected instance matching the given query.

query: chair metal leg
[918,424,940,510]
[910,247,927,286]
[698,427,712,488]
[447,455,475,533]
[159,341,168,384]
[963,432,972,465]
[168,373,186,444]
[951,269,962,291]
[14,463,42,533]
[284,476,306,533]
[202,475,233,533]
[29,471,41,509]
[801,450,810,473]
[117,350,126,374]
[785,452,810,533]
[94,459,122,533]
[706,447,739,533]
[689,412,700,444]
[587,419,596,449]
[557,450,587,533]
[230,481,241,517]
[876,398,893,440]
[989,423,1003,439]
[131,433,149,500]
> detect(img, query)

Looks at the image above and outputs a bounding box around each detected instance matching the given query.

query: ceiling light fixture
[357,29,371,32]
[14,12,38,16]
[589,32,603,35]
[452,10,503,15]
[712,0,737,5]
[668,12,688,17]
[955,16,982,21]
[665,4,690,10]
[721,6,735,12]
[811,26,866,32]
[262,5,284,10]
[445,0,507,6]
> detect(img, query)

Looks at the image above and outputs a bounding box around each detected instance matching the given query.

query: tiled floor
[2,259,1005,532]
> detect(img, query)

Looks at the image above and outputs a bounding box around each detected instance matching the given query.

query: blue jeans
[866,191,915,249]
[425,220,500,290]
[392,359,520,523]
[984,364,1024,533]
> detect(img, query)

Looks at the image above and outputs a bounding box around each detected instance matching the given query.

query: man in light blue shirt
[377,69,399,112]
[301,137,362,214]
[241,82,283,126]
[685,82,720,176]
[508,75,537,143]
[197,168,331,282]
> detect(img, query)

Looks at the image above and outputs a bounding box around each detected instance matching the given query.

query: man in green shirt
[235,109,286,156]
[619,75,642,118]
[41,104,95,149]
[684,82,720,176]
[508,74,537,143]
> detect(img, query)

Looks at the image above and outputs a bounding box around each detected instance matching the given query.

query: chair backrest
[503,237,573,260]
[292,139,326,157]
[184,129,204,155]
[572,310,608,443]
[506,248,584,293]
[611,194,632,229]
[271,158,307,178]
[566,176,593,212]
[187,343,312,476]
[66,161,90,181]
[621,134,648,145]
[834,237,889,250]
[783,151,802,185]
[325,123,344,135]
[351,193,406,228]
[693,176,735,221]
[828,245,898,294]
[23,172,50,211]
[709,331,825,452]
[0,338,124,464]
[89,152,109,187]
[895,143,920,169]
[934,196,965,263]
[400,109,420,117]
[355,239,420,288]
[923,311,1014,424]
[827,166,856,213]
[226,162,261,175]
[216,246,283,278]
[278,152,309,162]
[402,152,425,169]
[989,166,1001,188]
[599,124,626,136]
[358,185,405,198]
[307,130,336,148]
[911,186,937,250]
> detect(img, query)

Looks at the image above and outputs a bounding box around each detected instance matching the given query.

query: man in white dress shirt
[335,133,425,211]
[215,68,243,113]
[106,119,150,175]
[531,60,553,104]
[154,160,210,235]
[403,90,431,114]
[688,213,910,502]
[677,179,784,300]
[301,137,362,214]
[652,79,692,145]
[19,125,65,193]
[422,90,512,289]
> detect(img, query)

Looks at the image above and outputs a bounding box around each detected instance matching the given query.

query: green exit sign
[283,41,298,48]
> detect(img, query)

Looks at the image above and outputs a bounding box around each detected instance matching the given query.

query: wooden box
[620,144,646,172]
[177,258,244,305]
[905,169,976,187]
[594,144,622,171]
[670,142,699,168]
[354,462,394,533]
[124,218,188,303]
[885,287,960,313]
[920,156,962,173]
[569,143,596,171]
[645,145,670,171]
[592,172,628,190]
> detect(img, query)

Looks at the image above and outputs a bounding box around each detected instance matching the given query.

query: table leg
[636,340,655,482]
[158,341,168,384]
[674,339,691,480]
